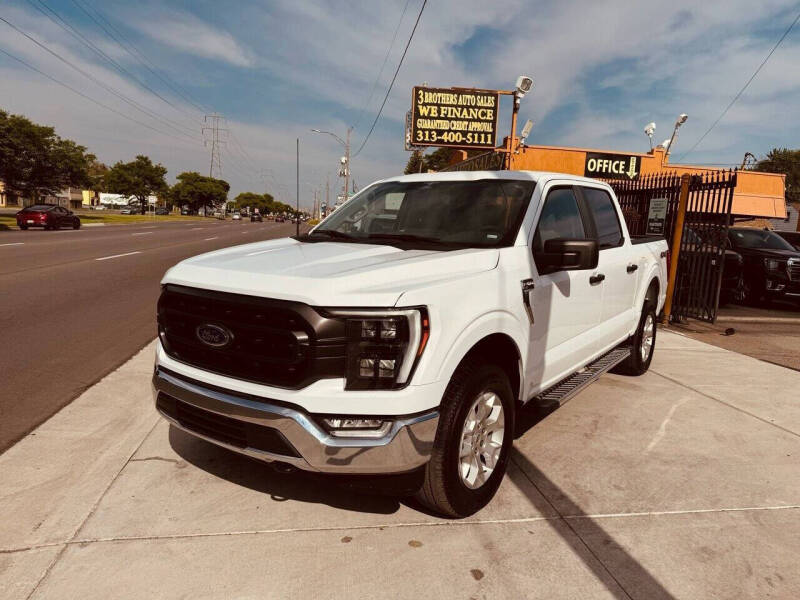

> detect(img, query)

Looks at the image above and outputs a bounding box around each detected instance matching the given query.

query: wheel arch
[436,324,524,404]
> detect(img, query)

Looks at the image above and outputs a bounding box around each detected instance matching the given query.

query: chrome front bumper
[152,368,439,474]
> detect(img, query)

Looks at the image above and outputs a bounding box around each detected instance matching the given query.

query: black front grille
[156,393,300,457]
[158,285,346,388]
[788,259,800,282]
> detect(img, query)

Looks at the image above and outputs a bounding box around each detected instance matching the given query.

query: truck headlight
[764,258,781,271]
[327,308,430,390]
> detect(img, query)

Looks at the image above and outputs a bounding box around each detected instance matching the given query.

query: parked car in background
[155,207,170,216]
[250,213,263,222]
[120,206,137,215]
[232,212,242,220]
[776,230,800,251]
[153,171,667,517]
[92,205,107,211]
[274,216,285,223]
[16,204,81,230]
[727,227,800,305]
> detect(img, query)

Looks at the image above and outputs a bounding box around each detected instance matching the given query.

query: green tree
[0,110,94,203]
[105,155,168,214]
[170,172,230,215]
[755,148,800,202]
[404,150,425,174]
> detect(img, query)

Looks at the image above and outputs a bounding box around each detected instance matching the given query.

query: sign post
[646,197,668,236]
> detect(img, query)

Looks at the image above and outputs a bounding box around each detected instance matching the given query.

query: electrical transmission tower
[202,113,228,178]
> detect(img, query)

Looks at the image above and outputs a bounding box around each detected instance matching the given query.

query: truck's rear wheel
[416,359,514,518]
[614,301,657,376]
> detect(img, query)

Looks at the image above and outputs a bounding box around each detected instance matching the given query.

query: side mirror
[536,238,598,274]
[68,210,74,215]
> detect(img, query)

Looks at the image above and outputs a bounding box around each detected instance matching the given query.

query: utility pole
[202,113,228,179]
[325,174,330,219]
[296,138,300,237]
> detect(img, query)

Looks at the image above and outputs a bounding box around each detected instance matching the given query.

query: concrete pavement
[2,330,800,599]
[0,219,302,451]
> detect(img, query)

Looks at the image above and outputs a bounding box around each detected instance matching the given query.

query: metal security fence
[672,171,737,322]
[609,170,737,323]
[611,172,683,241]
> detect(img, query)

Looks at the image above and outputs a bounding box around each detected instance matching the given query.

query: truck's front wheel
[417,360,514,518]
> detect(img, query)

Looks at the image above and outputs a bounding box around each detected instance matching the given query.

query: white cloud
[128,8,253,67]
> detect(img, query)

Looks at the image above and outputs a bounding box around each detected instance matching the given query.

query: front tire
[73,220,80,230]
[614,301,657,376]
[416,359,515,518]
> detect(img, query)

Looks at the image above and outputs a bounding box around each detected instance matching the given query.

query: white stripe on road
[204,236,219,241]
[95,251,141,261]
[191,227,204,231]
[0,242,24,247]
[132,232,153,236]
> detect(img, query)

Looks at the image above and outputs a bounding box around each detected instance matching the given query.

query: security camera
[644,122,656,136]
[515,75,533,96]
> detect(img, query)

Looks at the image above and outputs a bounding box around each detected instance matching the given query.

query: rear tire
[614,301,657,376]
[19,225,28,230]
[416,359,515,518]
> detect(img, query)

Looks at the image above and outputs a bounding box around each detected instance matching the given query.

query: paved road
[0,220,302,452]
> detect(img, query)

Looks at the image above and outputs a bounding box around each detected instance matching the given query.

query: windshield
[309,179,535,249]
[729,229,795,251]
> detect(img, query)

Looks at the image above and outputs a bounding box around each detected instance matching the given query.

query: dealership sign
[584,152,640,181]
[410,86,499,149]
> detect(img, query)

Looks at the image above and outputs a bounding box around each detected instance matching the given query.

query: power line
[678,9,800,161]
[0,46,198,146]
[0,15,201,143]
[25,0,201,137]
[353,0,426,157]
[351,0,412,131]
[72,0,209,117]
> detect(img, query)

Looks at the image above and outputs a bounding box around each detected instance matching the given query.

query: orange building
[504,145,786,219]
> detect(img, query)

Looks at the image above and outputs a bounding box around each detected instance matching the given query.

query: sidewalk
[2,331,800,599]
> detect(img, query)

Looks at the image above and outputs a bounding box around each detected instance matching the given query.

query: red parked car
[16,204,81,230]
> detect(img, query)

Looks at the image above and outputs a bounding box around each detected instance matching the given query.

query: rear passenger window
[583,188,623,248]
[532,187,585,254]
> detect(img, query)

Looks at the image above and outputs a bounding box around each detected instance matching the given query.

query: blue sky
[1,0,798,208]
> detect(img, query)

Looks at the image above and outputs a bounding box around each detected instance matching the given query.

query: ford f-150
[153,171,668,517]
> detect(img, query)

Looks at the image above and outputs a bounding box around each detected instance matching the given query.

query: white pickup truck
[153,171,667,517]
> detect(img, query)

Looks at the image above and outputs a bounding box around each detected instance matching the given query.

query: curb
[715,316,800,324]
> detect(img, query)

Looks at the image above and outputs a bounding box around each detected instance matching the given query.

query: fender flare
[433,310,526,398]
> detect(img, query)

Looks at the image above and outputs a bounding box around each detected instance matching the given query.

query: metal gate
[609,170,737,323]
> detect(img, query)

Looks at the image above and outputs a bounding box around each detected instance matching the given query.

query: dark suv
[727,228,800,305]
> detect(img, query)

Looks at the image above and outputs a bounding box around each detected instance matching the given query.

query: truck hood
[162,237,500,306]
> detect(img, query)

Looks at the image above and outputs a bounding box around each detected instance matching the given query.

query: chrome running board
[532,347,631,407]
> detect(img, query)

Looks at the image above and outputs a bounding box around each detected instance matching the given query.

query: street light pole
[310,127,351,207]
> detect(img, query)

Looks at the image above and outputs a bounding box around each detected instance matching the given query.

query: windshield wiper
[365,233,449,245]
[307,229,356,240]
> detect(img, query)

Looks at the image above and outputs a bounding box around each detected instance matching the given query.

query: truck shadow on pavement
[168,425,405,515]
[511,400,678,600]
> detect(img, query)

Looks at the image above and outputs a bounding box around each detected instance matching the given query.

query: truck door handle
[589,273,605,285]
[626,264,639,273]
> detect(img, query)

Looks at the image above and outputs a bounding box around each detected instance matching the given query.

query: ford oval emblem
[195,323,233,348]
